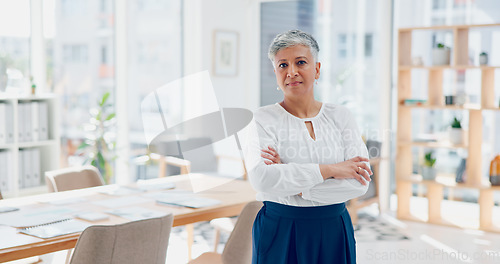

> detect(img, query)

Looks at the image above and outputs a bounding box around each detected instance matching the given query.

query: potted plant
[422,151,437,180]
[77,92,116,184]
[479,52,488,66]
[449,117,463,145]
[432,43,451,65]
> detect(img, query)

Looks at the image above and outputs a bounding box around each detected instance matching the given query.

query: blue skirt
[252,201,356,264]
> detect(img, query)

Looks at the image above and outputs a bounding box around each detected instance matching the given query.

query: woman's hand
[261,146,282,165]
[319,156,372,185]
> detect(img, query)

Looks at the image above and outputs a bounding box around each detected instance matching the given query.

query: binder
[24,103,32,142]
[39,102,48,141]
[18,150,24,189]
[31,102,39,142]
[5,103,14,143]
[0,103,5,145]
[18,103,25,142]
[31,148,41,187]
[0,151,7,191]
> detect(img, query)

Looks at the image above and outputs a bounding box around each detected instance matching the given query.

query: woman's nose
[286,65,298,78]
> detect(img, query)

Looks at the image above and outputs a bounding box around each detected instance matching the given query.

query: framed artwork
[213,30,239,76]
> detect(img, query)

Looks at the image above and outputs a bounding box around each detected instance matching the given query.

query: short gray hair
[268,29,320,63]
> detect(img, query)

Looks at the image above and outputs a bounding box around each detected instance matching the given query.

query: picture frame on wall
[213,30,239,76]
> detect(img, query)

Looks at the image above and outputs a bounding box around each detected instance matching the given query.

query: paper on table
[42,197,88,206]
[142,189,193,200]
[19,219,91,239]
[0,207,77,228]
[136,181,176,191]
[91,196,151,208]
[98,186,145,196]
[156,196,221,209]
[106,207,170,221]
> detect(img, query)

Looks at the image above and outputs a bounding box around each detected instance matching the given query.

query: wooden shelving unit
[396,24,500,232]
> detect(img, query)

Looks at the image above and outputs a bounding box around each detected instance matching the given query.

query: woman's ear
[315,62,321,79]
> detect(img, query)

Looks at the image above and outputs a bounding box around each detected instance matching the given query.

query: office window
[365,33,373,57]
[127,0,183,180]
[0,0,31,93]
[45,0,116,172]
[62,45,89,63]
[338,34,347,58]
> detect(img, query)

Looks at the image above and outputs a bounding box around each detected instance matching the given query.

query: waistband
[263,201,346,219]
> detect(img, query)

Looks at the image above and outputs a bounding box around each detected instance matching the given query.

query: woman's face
[273,45,320,99]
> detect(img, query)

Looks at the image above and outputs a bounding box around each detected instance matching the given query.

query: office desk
[0,174,256,262]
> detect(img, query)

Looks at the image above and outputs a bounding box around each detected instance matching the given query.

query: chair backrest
[221,201,262,264]
[45,165,104,192]
[70,213,174,264]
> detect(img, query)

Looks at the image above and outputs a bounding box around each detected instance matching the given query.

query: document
[0,206,77,228]
[91,196,151,208]
[106,207,169,221]
[19,219,91,239]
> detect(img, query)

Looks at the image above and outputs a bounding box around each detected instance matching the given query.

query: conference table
[0,174,256,262]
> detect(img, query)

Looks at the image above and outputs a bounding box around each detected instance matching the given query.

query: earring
[277,86,280,90]
[315,80,318,85]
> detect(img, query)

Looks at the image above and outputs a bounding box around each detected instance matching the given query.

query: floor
[30,198,500,264]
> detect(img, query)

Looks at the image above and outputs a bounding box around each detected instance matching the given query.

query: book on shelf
[403,99,427,106]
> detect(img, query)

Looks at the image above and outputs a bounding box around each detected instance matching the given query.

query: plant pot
[422,166,437,180]
[432,48,451,65]
[449,128,463,145]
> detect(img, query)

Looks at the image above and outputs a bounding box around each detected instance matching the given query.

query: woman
[245,29,372,264]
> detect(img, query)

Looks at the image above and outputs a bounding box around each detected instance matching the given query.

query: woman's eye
[297,60,306,65]
[279,63,287,68]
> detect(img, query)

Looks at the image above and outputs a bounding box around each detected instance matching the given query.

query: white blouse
[243,102,370,207]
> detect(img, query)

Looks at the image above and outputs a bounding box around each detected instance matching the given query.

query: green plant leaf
[100,92,110,107]
[105,113,116,121]
[77,142,90,150]
[97,152,106,172]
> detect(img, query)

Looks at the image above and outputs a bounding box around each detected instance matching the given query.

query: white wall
[184,0,260,111]
[183,0,260,169]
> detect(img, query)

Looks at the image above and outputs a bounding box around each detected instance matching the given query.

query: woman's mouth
[287,81,302,86]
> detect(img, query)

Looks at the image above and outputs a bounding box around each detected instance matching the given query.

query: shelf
[399,174,497,190]
[399,141,467,149]
[399,65,500,70]
[398,23,500,31]
[0,144,15,150]
[18,140,59,148]
[400,103,481,110]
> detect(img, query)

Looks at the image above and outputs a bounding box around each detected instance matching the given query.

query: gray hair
[268,29,320,64]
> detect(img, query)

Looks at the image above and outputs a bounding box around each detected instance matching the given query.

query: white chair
[188,201,262,264]
[70,214,174,264]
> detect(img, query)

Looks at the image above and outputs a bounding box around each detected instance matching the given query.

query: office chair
[70,214,174,264]
[45,165,104,192]
[188,201,262,264]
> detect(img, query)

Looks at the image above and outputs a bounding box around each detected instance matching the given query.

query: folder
[31,102,39,142]
[18,103,25,142]
[0,151,7,191]
[24,103,32,142]
[18,150,24,189]
[32,148,41,187]
[39,102,48,141]
[0,103,5,145]
[5,103,14,143]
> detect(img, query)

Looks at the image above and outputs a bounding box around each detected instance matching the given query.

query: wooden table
[0,174,256,262]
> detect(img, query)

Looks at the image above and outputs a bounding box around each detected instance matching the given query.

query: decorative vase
[490,155,500,186]
[432,48,451,65]
[449,128,463,145]
[422,166,437,180]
